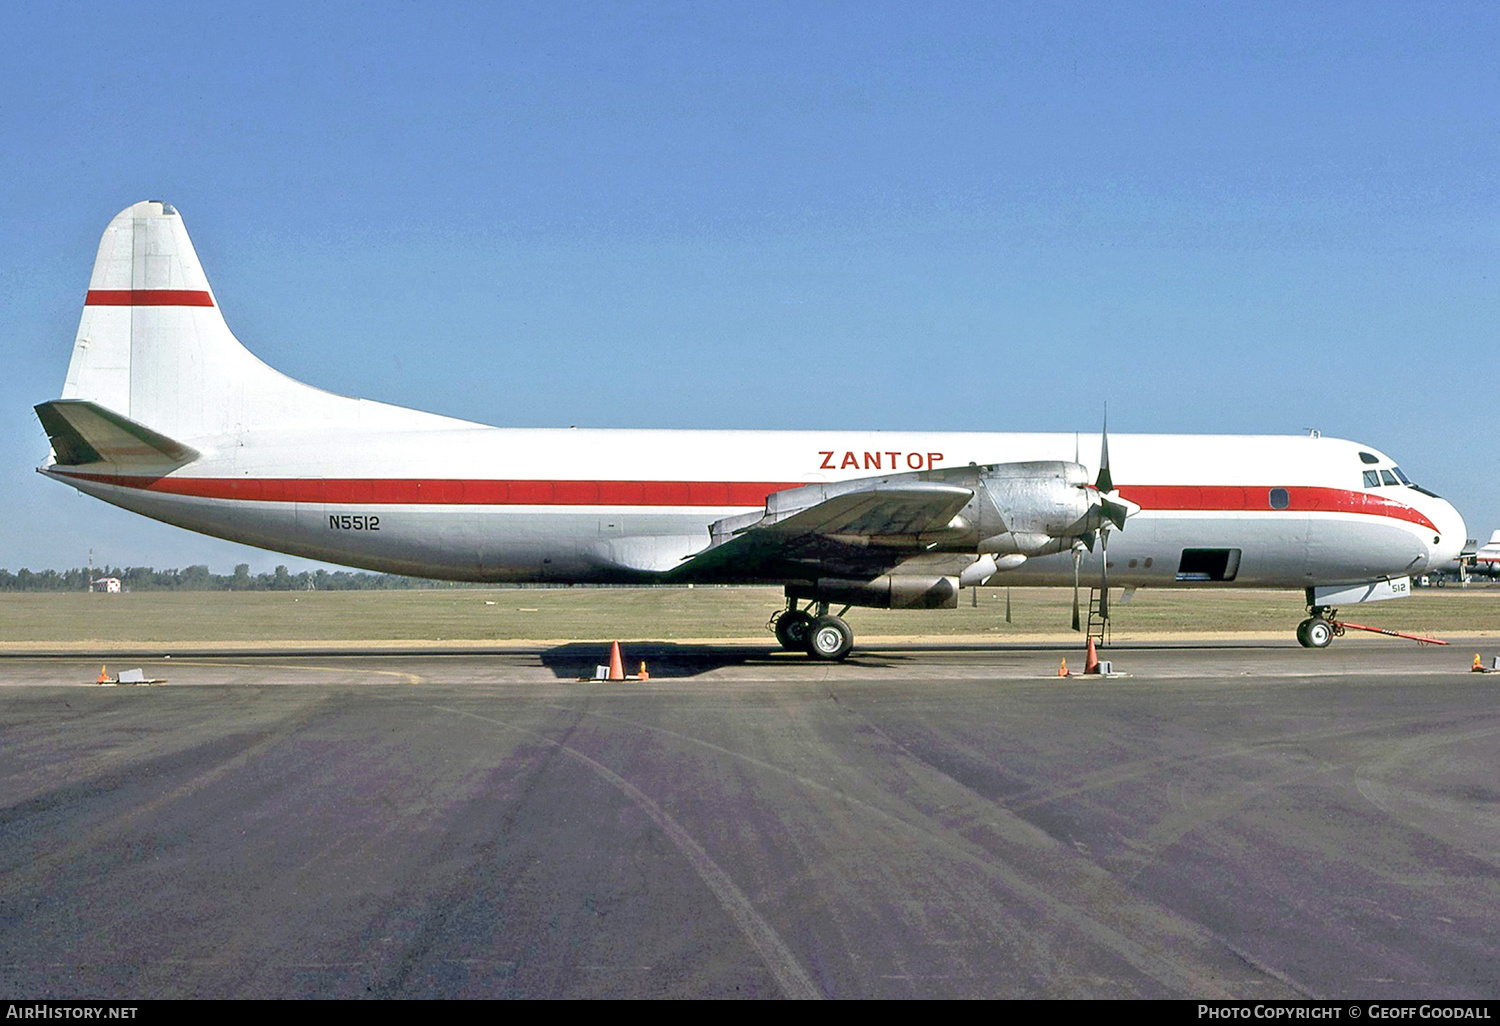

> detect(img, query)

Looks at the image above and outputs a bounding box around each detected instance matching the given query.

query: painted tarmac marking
[172,659,425,685]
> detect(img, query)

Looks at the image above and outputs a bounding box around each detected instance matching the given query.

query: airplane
[33,202,1468,659]
[1470,530,1500,578]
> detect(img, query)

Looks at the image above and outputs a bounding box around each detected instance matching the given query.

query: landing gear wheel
[1296,618,1313,648]
[806,615,854,661]
[774,609,813,650]
[1304,617,1334,649]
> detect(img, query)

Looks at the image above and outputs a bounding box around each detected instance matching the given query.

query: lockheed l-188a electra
[34,202,1467,659]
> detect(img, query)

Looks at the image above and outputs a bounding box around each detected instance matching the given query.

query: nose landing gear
[1296,609,1338,649]
[1295,601,1448,647]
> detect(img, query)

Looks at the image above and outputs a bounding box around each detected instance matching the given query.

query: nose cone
[1424,497,1468,573]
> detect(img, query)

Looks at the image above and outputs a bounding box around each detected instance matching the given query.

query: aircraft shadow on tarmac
[539,641,913,678]
[535,638,1296,679]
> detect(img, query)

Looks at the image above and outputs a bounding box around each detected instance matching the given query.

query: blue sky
[3,1,1497,572]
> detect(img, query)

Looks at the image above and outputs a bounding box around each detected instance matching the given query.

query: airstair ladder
[1086,588,1110,648]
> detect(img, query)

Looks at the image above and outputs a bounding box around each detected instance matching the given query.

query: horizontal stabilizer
[35,399,199,469]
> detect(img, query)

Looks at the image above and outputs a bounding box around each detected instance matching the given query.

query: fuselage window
[1359,452,1380,465]
[1380,470,1399,486]
[1363,470,1380,488]
[1269,488,1290,509]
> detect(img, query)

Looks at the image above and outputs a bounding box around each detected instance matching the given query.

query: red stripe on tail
[85,290,215,307]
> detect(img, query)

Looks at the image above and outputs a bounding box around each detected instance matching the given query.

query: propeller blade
[1098,528,1110,621]
[1100,496,1129,531]
[1095,412,1113,494]
[1071,547,1082,631]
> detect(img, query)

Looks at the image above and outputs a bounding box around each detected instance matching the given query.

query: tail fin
[59,201,343,441]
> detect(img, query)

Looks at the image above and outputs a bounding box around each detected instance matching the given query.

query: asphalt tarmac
[1,638,1497,999]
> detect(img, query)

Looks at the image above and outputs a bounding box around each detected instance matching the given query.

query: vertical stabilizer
[60,201,342,441]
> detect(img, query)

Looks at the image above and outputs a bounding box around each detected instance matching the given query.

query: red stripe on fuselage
[52,472,804,508]
[84,289,215,307]
[1115,485,1438,532]
[51,472,1442,532]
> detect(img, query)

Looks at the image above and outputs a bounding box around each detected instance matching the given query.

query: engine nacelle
[959,553,1027,587]
[975,461,1092,547]
[789,575,959,610]
[978,531,1064,557]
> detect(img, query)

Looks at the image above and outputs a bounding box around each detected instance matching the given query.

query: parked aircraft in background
[34,203,1468,658]
[1468,531,1500,579]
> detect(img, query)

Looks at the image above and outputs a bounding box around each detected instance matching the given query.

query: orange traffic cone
[1085,638,1101,675]
[608,641,625,681]
[97,665,110,683]
[1058,657,1069,677]
[638,661,650,681]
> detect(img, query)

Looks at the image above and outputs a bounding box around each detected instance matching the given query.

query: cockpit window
[1380,470,1399,486]
[1363,470,1380,488]
[1393,467,1411,485]
[1359,452,1380,465]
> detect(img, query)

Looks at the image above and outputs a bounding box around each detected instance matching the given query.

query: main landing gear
[1296,606,1338,648]
[771,600,854,661]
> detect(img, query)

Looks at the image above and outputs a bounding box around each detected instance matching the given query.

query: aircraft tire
[774,610,813,650]
[1305,618,1334,649]
[1296,619,1313,647]
[806,615,854,661]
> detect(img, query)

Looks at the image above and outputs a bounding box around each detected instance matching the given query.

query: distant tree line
[0,565,481,592]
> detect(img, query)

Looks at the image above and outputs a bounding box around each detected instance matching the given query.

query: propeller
[1073,412,1134,630]
[1093,415,1113,624]
[1096,412,1112,622]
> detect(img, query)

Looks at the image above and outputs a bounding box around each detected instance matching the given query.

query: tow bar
[1329,619,1448,646]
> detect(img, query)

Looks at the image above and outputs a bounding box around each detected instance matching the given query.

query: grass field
[1,584,1496,648]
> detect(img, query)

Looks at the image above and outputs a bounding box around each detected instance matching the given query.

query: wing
[669,480,975,583]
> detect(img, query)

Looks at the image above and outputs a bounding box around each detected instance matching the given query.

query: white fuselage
[48,425,1467,590]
